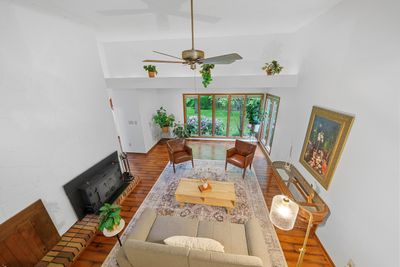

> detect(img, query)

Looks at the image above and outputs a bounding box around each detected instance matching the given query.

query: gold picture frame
[300,106,354,190]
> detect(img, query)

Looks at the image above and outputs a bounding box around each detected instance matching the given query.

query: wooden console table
[268,161,330,231]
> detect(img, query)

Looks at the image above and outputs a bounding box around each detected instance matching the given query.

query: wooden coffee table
[175,178,236,214]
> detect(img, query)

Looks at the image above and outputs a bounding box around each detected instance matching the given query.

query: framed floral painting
[300,106,354,190]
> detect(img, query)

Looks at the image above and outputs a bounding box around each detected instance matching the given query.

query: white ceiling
[14,0,343,40]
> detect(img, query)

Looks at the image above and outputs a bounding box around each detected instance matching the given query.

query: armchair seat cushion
[174,151,193,163]
[227,154,246,168]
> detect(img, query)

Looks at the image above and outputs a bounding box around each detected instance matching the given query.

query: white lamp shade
[269,195,299,231]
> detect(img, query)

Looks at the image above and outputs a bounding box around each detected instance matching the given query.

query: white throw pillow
[164,236,225,253]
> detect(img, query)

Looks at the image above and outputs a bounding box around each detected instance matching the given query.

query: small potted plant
[153,107,175,133]
[200,64,215,88]
[262,60,283,75]
[173,122,192,139]
[143,65,158,78]
[99,203,123,234]
[246,99,263,135]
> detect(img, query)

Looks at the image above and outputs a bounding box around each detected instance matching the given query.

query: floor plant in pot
[153,107,175,133]
[143,64,158,78]
[200,64,215,88]
[262,60,283,75]
[99,203,123,234]
[173,122,192,139]
[246,98,263,137]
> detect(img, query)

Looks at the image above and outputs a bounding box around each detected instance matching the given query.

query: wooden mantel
[105,74,298,89]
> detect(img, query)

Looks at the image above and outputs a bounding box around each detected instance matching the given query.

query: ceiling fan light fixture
[182,49,205,61]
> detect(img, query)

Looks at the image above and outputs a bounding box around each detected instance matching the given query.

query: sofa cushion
[197,220,248,255]
[164,236,225,253]
[126,208,157,241]
[189,250,264,267]
[123,239,190,267]
[146,215,199,243]
[245,219,272,267]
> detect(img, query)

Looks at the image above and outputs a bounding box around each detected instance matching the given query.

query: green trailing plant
[246,98,263,127]
[143,65,158,74]
[262,60,283,75]
[172,122,192,138]
[152,107,175,128]
[99,203,121,231]
[200,64,215,88]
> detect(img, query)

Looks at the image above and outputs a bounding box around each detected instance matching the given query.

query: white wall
[0,2,117,234]
[269,0,400,266]
[111,89,163,153]
[100,33,297,78]
[110,87,273,153]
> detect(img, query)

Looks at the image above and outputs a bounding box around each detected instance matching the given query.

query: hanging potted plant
[99,203,124,235]
[246,98,263,135]
[153,107,175,133]
[172,122,192,139]
[200,64,215,88]
[262,60,283,75]
[143,65,158,78]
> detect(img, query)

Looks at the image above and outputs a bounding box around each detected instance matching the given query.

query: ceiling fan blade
[199,53,243,64]
[143,59,186,64]
[170,10,220,23]
[153,51,183,60]
[97,8,150,16]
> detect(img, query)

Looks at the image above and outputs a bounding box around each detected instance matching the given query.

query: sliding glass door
[260,94,280,154]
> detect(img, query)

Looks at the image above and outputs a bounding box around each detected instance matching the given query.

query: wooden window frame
[183,93,264,139]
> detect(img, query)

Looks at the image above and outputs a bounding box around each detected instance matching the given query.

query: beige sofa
[117,209,272,267]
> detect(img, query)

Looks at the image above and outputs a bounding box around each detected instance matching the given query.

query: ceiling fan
[143,0,242,70]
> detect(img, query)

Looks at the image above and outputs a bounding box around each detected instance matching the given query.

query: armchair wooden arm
[226,147,237,158]
[184,145,193,156]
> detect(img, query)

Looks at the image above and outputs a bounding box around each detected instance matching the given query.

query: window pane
[229,96,244,136]
[215,96,228,136]
[261,98,273,146]
[185,95,199,136]
[200,95,213,136]
[266,99,279,150]
[243,96,262,137]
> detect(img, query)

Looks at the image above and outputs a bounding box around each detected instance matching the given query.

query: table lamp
[269,195,313,267]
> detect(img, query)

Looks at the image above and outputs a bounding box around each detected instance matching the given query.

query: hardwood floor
[73,139,334,267]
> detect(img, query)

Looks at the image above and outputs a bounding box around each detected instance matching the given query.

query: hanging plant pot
[144,65,158,78]
[266,69,273,75]
[161,126,169,133]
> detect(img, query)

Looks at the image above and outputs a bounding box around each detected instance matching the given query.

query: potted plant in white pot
[153,107,175,133]
[262,60,283,75]
[246,98,263,136]
[99,203,124,236]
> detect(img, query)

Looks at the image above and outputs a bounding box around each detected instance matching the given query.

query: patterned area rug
[102,159,287,267]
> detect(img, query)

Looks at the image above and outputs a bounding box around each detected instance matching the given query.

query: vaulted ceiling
[15,0,343,40]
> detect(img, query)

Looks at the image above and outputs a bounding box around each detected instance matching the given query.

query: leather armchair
[167,139,194,173]
[225,140,257,178]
